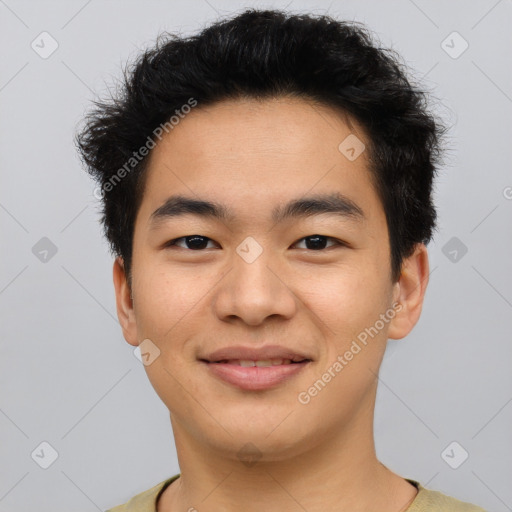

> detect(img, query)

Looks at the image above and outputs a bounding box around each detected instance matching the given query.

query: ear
[388,243,430,340]
[113,256,139,346]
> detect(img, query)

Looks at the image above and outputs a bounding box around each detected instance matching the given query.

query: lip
[199,345,313,391]
[202,344,312,363]
[202,360,311,391]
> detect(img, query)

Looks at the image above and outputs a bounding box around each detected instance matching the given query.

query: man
[76,9,487,512]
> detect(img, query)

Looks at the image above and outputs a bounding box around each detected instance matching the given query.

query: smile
[214,358,303,366]
[202,359,311,390]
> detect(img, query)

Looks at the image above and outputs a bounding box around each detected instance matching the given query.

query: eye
[163,234,345,251]
[293,235,345,250]
[164,235,218,250]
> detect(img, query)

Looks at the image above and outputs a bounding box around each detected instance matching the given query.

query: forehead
[139,96,383,227]
[149,96,363,166]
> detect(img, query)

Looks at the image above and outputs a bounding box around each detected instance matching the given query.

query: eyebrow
[148,192,365,229]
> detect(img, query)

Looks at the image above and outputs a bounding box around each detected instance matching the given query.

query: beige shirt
[105,475,487,511]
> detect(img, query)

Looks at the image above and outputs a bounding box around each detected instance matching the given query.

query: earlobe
[112,256,139,346]
[387,244,430,340]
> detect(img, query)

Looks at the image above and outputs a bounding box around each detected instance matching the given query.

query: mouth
[199,347,313,391]
[207,357,310,366]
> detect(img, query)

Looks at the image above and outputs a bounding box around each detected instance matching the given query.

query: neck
[159,390,417,512]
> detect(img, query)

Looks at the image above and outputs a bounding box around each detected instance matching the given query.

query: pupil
[306,235,327,250]
[186,235,208,250]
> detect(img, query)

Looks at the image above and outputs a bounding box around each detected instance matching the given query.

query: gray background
[1,0,511,511]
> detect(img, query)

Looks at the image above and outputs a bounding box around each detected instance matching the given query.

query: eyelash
[163,235,346,251]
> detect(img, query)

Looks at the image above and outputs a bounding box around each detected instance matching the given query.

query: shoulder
[105,474,180,512]
[406,479,488,512]
[105,475,487,512]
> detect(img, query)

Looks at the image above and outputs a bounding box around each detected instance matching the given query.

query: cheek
[132,264,209,410]
[132,263,213,341]
[300,270,391,414]
[296,261,390,343]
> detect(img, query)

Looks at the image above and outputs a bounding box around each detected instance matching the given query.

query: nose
[211,243,297,326]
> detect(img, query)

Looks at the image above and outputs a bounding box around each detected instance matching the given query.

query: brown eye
[165,235,217,250]
[293,235,343,250]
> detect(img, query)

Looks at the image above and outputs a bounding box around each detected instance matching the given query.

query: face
[114,96,428,462]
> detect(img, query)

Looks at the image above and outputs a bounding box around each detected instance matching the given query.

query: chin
[199,416,318,461]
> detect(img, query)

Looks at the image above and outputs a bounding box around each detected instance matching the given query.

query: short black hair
[76,8,446,286]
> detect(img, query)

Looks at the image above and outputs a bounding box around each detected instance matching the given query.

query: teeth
[227,359,293,366]
[255,360,274,367]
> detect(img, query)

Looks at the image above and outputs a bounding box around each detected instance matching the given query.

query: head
[76,9,444,462]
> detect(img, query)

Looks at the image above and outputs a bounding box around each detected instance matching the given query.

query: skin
[113,96,429,512]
